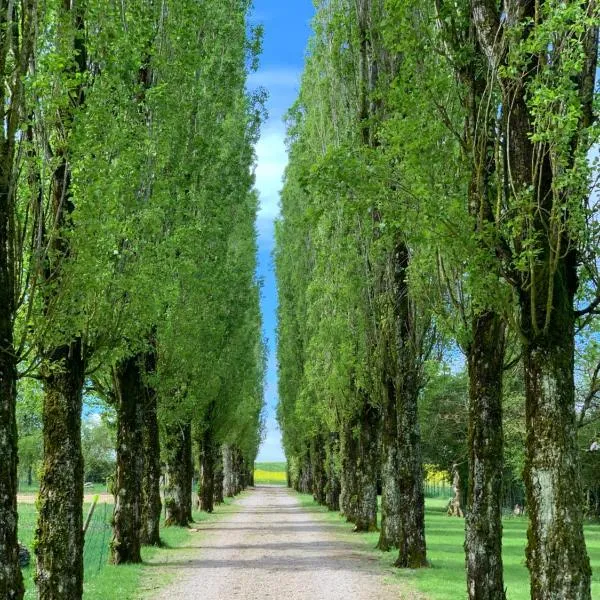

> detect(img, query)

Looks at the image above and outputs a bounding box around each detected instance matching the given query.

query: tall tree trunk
[354,399,379,532]
[223,444,236,496]
[298,448,313,494]
[36,342,86,599]
[522,299,591,599]
[213,447,224,505]
[164,421,193,526]
[199,425,216,513]
[470,3,597,596]
[340,417,359,523]
[378,377,401,550]
[311,435,327,505]
[392,241,427,567]
[111,355,144,564]
[0,236,23,600]
[0,1,34,596]
[325,432,341,511]
[140,347,161,546]
[465,311,506,598]
[36,4,88,597]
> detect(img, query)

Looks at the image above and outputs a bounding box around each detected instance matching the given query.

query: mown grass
[254,462,287,486]
[18,496,238,599]
[297,494,600,599]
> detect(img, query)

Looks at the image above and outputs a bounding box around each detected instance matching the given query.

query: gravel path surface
[151,486,419,600]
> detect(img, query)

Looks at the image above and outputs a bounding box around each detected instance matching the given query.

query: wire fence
[18,501,113,580]
[82,502,112,576]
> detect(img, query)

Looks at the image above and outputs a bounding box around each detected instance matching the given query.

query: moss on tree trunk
[213,448,224,505]
[199,426,216,513]
[111,355,144,564]
[354,399,379,533]
[325,432,341,511]
[35,341,85,600]
[164,421,192,526]
[0,253,23,600]
[340,418,359,523]
[311,435,327,505]
[523,325,591,599]
[140,348,161,546]
[223,444,236,497]
[465,311,505,597]
[378,375,401,551]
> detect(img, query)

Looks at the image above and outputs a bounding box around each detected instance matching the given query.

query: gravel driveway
[151,486,420,600]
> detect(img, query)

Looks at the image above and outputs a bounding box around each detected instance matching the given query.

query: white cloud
[248,68,302,90]
[255,123,287,222]
[257,416,286,462]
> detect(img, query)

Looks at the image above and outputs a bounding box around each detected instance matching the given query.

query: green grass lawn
[298,495,600,599]
[18,497,238,599]
[254,462,287,486]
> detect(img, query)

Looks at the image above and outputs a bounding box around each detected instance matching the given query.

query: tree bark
[36,3,88,596]
[223,444,236,496]
[465,311,505,597]
[311,435,327,505]
[354,399,379,533]
[522,311,591,599]
[140,348,161,546]
[0,2,34,595]
[469,4,595,596]
[390,241,427,567]
[164,421,193,526]
[325,432,341,511]
[298,449,313,494]
[199,425,216,513]
[111,355,144,564]
[340,418,359,523]
[213,447,224,505]
[0,241,23,599]
[378,375,401,550]
[36,342,86,599]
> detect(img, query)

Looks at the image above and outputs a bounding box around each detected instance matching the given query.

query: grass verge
[18,495,241,600]
[296,494,600,599]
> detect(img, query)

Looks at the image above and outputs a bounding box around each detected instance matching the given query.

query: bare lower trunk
[235,448,245,494]
[164,421,193,526]
[524,334,591,599]
[311,435,327,505]
[396,384,426,567]
[340,418,358,522]
[378,378,401,551]
[223,445,236,497]
[200,426,216,513]
[298,449,313,494]
[465,311,505,598]
[447,466,464,517]
[0,274,23,600]
[111,355,144,564]
[140,349,161,546]
[354,400,379,532]
[325,432,340,511]
[213,448,224,505]
[36,341,86,599]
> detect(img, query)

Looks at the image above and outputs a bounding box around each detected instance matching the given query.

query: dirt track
[150,486,420,600]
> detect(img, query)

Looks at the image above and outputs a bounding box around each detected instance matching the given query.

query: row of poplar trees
[276,1,600,599]
[0,1,265,599]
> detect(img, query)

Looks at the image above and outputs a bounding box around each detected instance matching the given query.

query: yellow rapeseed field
[254,469,287,485]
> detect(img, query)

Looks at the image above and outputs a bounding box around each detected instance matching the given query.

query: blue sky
[250,1,314,462]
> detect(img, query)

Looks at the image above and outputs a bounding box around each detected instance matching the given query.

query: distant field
[254,462,287,486]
